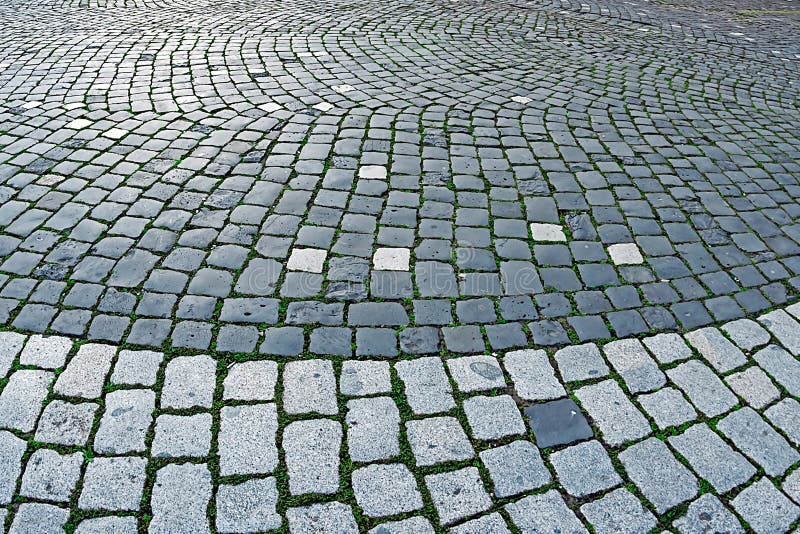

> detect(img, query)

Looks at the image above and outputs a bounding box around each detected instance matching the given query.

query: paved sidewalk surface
[0,0,800,531]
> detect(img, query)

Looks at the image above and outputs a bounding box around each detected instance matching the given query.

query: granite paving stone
[352,464,423,517]
[673,494,744,534]
[619,437,698,513]
[716,407,800,476]
[549,440,621,498]
[580,488,657,534]
[479,440,551,498]
[506,490,587,533]
[668,424,757,493]
[1,0,800,529]
[575,379,651,446]
[731,478,800,534]
[425,467,492,526]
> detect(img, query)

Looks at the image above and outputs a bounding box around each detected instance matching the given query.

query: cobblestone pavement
[1,0,800,530]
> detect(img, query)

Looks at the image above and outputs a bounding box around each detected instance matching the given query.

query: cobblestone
[1,0,800,527]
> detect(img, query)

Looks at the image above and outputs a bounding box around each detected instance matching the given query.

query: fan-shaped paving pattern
[1,0,800,531]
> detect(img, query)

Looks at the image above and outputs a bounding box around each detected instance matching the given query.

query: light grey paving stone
[352,463,423,517]
[673,494,744,534]
[284,418,341,495]
[759,310,800,355]
[637,388,697,429]
[407,416,474,466]
[54,343,116,398]
[504,349,565,401]
[722,318,771,351]
[479,440,551,498]
[20,449,82,502]
[580,488,657,534]
[717,407,799,476]
[753,344,800,397]
[287,502,358,534]
[554,343,609,383]
[574,379,650,446]
[619,437,698,513]
[446,355,506,392]
[784,469,800,504]
[395,357,455,415]
[0,430,26,505]
[731,478,799,534]
[94,389,154,454]
[216,478,281,533]
[448,513,512,534]
[283,359,337,415]
[506,490,587,534]
[219,403,278,476]
[549,440,622,498]
[340,360,391,396]
[765,398,800,446]
[110,350,163,386]
[463,394,525,440]
[152,413,212,458]
[0,331,25,378]
[74,516,138,534]
[346,397,399,462]
[160,354,216,409]
[9,503,69,534]
[426,467,492,526]
[223,360,277,401]
[685,327,747,373]
[78,456,147,511]
[642,332,692,364]
[18,334,71,369]
[725,367,780,409]
[0,509,5,531]
[34,400,97,446]
[149,463,212,534]
[667,360,738,417]
[369,517,435,534]
[0,369,53,432]
[668,424,756,493]
[603,338,665,393]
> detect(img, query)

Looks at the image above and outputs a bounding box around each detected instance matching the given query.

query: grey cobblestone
[669,424,756,493]
[94,389,154,454]
[284,419,341,495]
[346,397,400,462]
[407,416,474,466]
[504,349,565,401]
[395,357,455,415]
[1,0,800,527]
[150,463,212,534]
[219,403,278,476]
[506,490,587,533]
[283,359,337,415]
[20,449,82,502]
[216,478,281,533]
[717,407,799,476]
[426,467,491,526]
[575,379,650,446]
[479,440,551,498]
[667,360,738,417]
[352,463,423,517]
[731,478,799,534]
[0,369,53,432]
[78,456,147,511]
[161,354,216,409]
[673,494,744,534]
[581,488,656,534]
